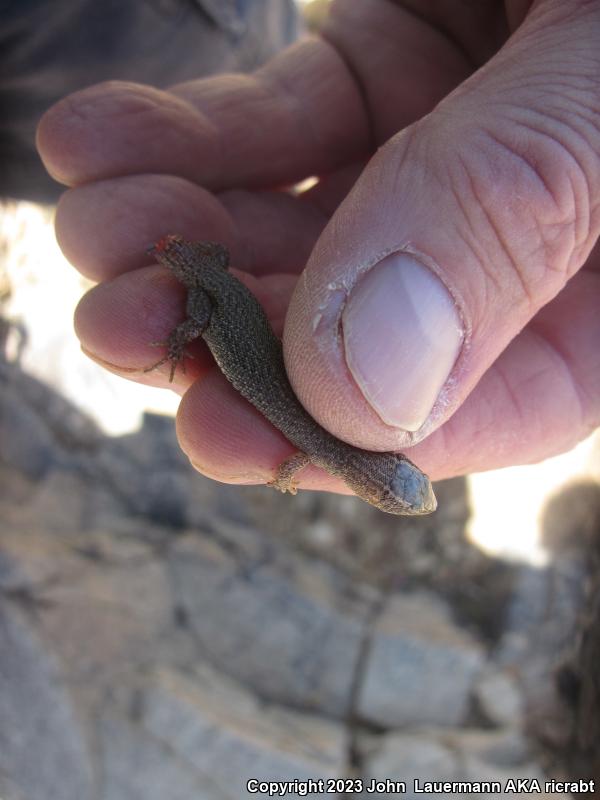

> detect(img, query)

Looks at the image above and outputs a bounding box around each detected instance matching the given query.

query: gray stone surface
[446,728,531,768]
[99,716,220,800]
[0,603,94,800]
[496,560,589,750]
[169,530,377,717]
[99,664,346,800]
[142,665,346,795]
[1,358,595,798]
[475,668,524,728]
[361,731,459,799]
[357,591,485,727]
[360,728,552,800]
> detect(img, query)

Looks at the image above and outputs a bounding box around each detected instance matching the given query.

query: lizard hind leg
[268,451,312,495]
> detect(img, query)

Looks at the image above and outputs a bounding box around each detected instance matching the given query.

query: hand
[37,0,600,494]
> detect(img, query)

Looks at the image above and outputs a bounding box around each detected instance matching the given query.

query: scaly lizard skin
[146,235,436,515]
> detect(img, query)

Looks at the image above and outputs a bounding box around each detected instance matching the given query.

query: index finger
[36,39,369,192]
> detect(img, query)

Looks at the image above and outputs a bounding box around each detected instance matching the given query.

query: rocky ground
[2,351,600,800]
[2,196,599,800]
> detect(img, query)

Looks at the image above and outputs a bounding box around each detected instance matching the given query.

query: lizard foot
[144,341,195,383]
[267,452,312,495]
[144,316,207,382]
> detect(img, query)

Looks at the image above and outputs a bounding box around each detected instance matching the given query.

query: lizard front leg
[145,288,212,382]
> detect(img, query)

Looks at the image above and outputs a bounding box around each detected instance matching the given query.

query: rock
[100,663,347,800]
[361,728,551,800]
[0,373,62,478]
[1,358,592,797]
[357,591,485,727]
[0,603,94,800]
[97,413,192,528]
[463,756,545,791]
[137,664,347,797]
[99,716,218,800]
[360,731,459,799]
[496,559,589,750]
[445,728,531,767]
[168,530,378,717]
[475,669,524,727]
[0,514,176,722]
[33,532,173,720]
[11,470,90,536]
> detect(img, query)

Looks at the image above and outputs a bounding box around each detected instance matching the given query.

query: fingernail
[342,253,464,431]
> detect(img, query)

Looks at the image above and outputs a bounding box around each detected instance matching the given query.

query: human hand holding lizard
[37,0,600,498]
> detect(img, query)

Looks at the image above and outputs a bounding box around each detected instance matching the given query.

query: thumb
[284,0,600,454]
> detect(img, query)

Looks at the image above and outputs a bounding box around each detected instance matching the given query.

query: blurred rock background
[2,1,600,798]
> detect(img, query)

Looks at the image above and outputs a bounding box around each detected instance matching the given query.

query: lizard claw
[267,452,311,494]
[144,344,195,382]
[267,478,299,495]
[143,355,180,383]
[143,354,171,376]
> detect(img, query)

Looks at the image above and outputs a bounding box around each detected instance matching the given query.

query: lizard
[145,235,437,516]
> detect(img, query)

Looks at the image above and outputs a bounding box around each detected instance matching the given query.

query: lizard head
[367,457,437,516]
[387,458,437,515]
[148,235,230,283]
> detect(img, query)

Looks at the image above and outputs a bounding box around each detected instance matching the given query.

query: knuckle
[448,121,596,310]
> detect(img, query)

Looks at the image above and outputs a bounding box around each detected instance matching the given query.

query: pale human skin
[36,0,600,497]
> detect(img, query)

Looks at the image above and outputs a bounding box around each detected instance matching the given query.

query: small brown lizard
[146,235,436,515]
